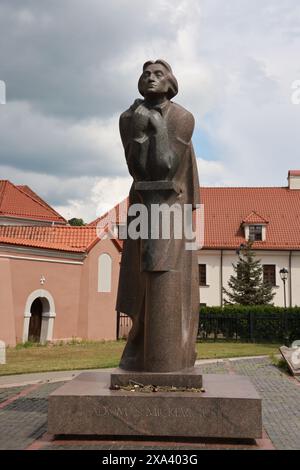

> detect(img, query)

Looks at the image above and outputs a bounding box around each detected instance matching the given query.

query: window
[199,264,207,286]
[249,225,262,241]
[98,254,112,292]
[263,265,276,286]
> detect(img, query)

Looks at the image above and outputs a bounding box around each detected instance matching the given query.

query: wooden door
[28,298,43,342]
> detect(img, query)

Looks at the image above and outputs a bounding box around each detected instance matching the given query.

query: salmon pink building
[0,181,121,346]
[0,225,121,347]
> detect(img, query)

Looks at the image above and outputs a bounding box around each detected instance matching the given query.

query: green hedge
[198,306,300,344]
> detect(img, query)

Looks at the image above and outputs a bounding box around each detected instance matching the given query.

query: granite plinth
[111,367,202,388]
[48,369,262,439]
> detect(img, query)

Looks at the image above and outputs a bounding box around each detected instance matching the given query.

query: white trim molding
[0,252,83,264]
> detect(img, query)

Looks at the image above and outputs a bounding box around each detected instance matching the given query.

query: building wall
[199,249,294,307]
[198,251,221,306]
[4,250,82,344]
[78,238,121,341]
[0,257,16,346]
[291,252,300,307]
[0,239,121,346]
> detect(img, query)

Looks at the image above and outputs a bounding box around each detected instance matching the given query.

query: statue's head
[138,60,178,100]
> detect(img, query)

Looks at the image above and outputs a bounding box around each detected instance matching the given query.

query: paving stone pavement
[0,385,27,404]
[0,382,63,450]
[197,357,300,450]
[229,358,300,450]
[0,357,299,450]
[197,361,228,374]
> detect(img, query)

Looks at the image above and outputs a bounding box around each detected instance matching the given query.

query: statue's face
[140,64,169,96]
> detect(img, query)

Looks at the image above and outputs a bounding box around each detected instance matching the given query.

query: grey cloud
[0,102,128,177]
[0,163,98,207]
[0,0,179,120]
[1,0,300,218]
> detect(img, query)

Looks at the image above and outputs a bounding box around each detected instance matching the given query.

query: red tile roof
[16,185,64,216]
[242,211,269,224]
[200,187,300,250]
[0,226,99,253]
[88,186,300,251]
[0,225,122,253]
[0,180,66,224]
[288,170,300,177]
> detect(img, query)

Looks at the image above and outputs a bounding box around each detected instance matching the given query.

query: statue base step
[48,369,262,439]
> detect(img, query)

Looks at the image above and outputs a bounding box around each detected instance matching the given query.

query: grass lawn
[0,340,281,376]
[196,341,280,360]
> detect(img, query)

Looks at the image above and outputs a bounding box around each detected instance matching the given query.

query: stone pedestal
[48,369,262,439]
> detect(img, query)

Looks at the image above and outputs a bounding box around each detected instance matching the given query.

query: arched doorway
[28,298,43,342]
[23,289,56,344]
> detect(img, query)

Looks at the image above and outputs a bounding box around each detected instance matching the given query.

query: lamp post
[279,268,288,308]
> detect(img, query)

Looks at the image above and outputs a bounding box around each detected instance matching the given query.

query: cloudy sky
[0,0,300,222]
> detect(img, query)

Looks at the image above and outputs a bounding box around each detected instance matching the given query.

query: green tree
[223,241,275,305]
[68,218,85,226]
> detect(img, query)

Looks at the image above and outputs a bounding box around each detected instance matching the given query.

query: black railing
[198,310,300,343]
[118,308,300,343]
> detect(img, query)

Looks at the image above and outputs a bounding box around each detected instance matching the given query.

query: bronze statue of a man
[116,60,200,372]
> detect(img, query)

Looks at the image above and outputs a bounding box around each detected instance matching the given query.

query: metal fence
[117,311,300,343]
[197,311,300,343]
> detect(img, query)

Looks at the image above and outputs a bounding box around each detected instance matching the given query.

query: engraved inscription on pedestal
[93,405,194,418]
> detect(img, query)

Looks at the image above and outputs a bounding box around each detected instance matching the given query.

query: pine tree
[223,241,275,305]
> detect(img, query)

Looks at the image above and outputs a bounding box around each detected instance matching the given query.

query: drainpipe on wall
[289,251,292,307]
[220,249,223,307]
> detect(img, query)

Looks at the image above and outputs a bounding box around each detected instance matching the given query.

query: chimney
[288,170,300,189]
